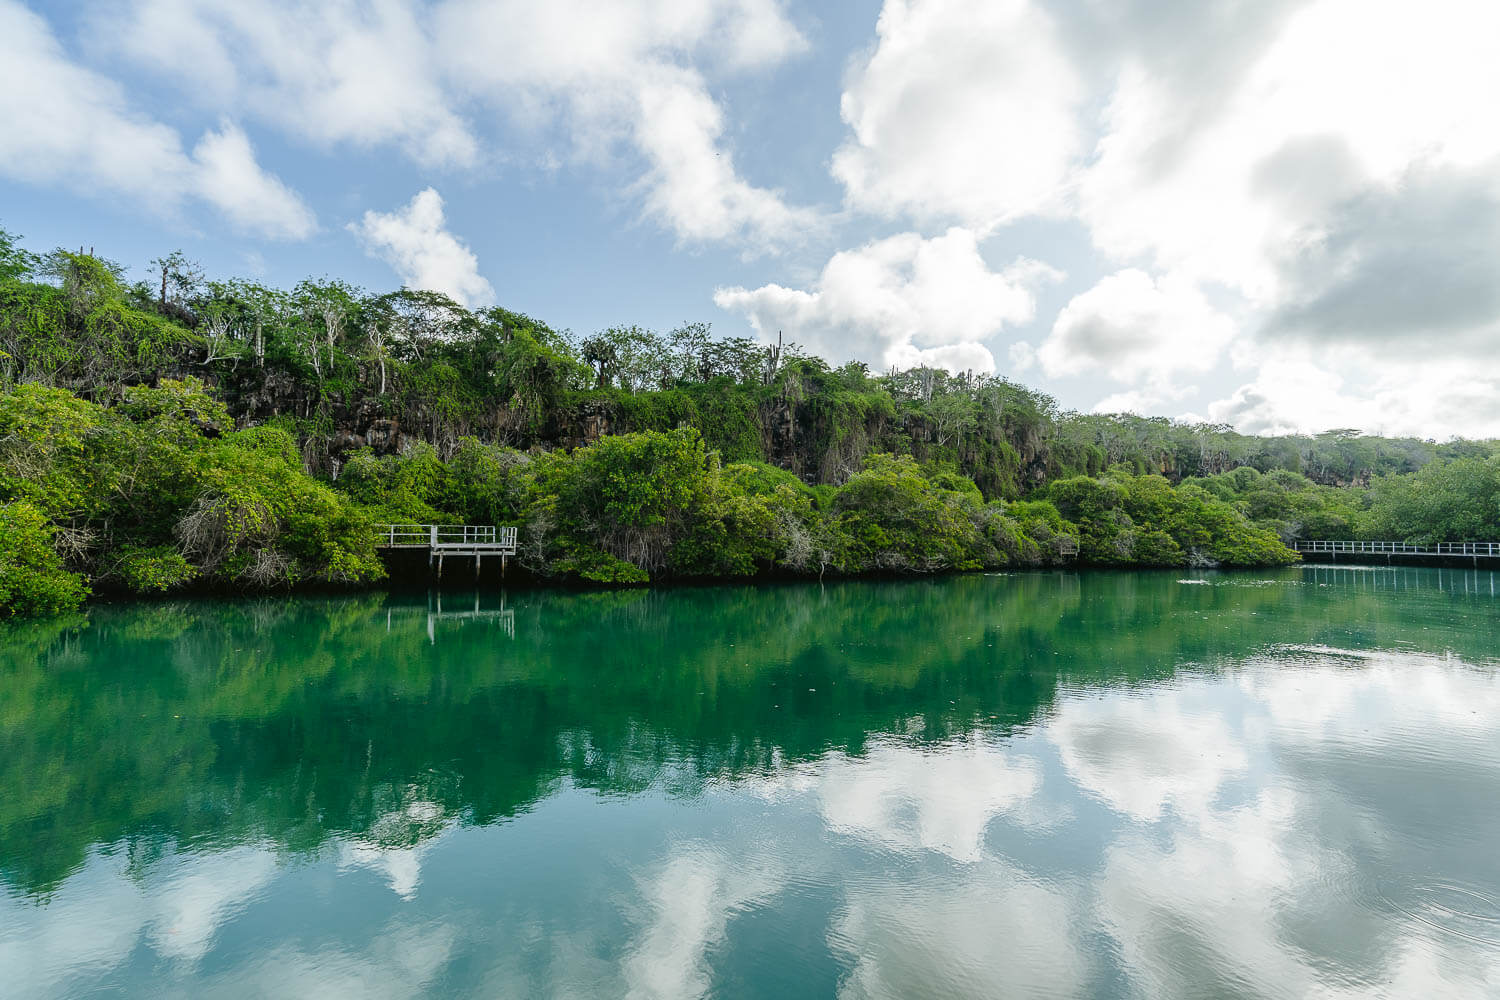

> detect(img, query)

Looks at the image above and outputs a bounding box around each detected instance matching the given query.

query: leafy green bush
[111,546,197,593]
[548,544,651,584]
[0,502,88,616]
[1004,499,1078,561]
[1185,467,1364,542]
[339,444,453,523]
[0,381,386,612]
[0,383,108,517]
[551,427,717,575]
[830,455,1001,572]
[443,439,533,526]
[1048,472,1296,567]
[1362,457,1500,543]
[186,428,386,585]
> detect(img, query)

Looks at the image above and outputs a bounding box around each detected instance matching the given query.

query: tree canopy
[0,224,1494,615]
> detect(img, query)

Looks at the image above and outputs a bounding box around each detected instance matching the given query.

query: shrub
[830,455,999,572]
[0,502,88,616]
[552,427,717,574]
[111,545,197,592]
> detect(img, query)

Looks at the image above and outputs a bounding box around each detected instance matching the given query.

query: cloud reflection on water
[5,654,1500,998]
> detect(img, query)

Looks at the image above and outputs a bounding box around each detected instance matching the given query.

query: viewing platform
[374,524,518,578]
[1292,540,1500,567]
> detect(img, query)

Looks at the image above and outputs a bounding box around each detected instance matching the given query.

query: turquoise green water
[3,566,1500,998]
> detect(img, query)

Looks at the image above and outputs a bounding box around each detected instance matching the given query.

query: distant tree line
[0,226,1494,615]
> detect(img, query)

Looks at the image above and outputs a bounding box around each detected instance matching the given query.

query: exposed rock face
[329,418,405,456]
[577,401,613,447]
[229,370,312,423]
[760,396,801,474]
[182,368,1185,495]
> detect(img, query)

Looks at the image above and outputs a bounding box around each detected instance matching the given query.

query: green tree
[0,226,39,283]
[550,427,717,576]
[1363,458,1500,543]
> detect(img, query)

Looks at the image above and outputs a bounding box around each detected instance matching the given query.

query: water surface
[3,567,1500,998]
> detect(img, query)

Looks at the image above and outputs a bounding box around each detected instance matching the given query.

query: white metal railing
[374,524,517,551]
[1293,540,1500,557]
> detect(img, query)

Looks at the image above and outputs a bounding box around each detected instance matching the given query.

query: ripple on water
[1377,878,1500,947]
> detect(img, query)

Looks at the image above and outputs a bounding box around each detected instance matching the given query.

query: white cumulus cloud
[436,0,817,249]
[815,0,1500,435]
[1076,0,1500,308]
[95,0,817,250]
[0,0,314,239]
[1203,353,1500,439]
[811,741,1043,863]
[95,0,480,168]
[833,0,1083,229]
[715,228,1059,372]
[349,188,496,308]
[1039,269,1235,389]
[623,846,784,1000]
[190,123,316,240]
[632,65,820,246]
[834,864,1087,999]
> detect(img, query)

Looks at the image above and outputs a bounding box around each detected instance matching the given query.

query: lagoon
[3,567,1500,998]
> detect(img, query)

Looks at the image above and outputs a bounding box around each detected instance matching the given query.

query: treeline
[1,227,1496,615]
[0,377,1293,615]
[1185,459,1500,546]
[0,228,1478,493]
[341,424,1294,583]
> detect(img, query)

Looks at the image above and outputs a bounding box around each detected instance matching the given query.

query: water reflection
[2,569,1499,997]
[385,590,516,644]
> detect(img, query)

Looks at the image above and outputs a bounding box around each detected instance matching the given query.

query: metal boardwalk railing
[373,524,519,578]
[1293,540,1500,558]
[374,524,518,554]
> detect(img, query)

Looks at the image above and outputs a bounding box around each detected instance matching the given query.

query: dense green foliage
[0,226,1478,493]
[334,427,1296,581]
[1048,472,1294,567]
[1186,461,1500,546]
[2,223,1498,614]
[0,502,88,616]
[1362,457,1500,543]
[0,368,1303,616]
[1185,467,1366,543]
[0,379,384,614]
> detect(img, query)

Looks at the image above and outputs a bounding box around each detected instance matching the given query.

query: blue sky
[3,0,1499,438]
